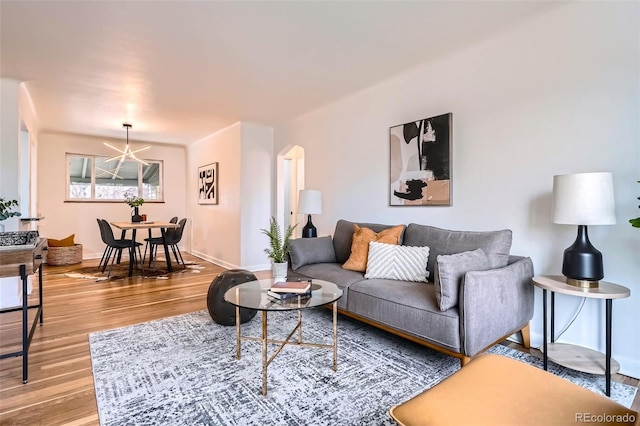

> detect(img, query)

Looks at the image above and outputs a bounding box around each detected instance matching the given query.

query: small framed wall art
[198,162,218,205]
[389,113,452,206]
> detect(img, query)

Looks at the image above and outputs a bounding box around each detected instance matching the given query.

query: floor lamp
[298,190,322,238]
[552,172,616,288]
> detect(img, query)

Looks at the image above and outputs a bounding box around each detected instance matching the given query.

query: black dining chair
[144,216,179,242]
[97,218,110,270]
[98,219,143,277]
[144,218,187,269]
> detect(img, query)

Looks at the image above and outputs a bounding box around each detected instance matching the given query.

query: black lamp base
[562,225,603,288]
[301,214,317,238]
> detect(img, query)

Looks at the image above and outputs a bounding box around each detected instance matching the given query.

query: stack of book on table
[267,280,312,300]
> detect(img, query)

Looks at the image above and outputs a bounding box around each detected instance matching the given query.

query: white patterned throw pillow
[364,242,430,282]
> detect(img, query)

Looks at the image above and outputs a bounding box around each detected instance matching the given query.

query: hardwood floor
[1,255,638,425]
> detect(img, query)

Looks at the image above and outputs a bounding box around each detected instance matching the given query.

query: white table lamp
[298,189,322,238]
[552,172,616,288]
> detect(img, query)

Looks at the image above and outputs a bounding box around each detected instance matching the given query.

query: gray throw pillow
[289,236,337,270]
[434,249,490,311]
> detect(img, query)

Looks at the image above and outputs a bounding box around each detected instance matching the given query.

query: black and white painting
[389,113,452,206]
[198,163,218,205]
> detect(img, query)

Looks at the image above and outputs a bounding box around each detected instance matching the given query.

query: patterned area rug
[89,310,637,426]
[51,261,204,281]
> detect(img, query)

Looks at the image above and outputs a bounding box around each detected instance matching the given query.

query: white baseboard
[189,251,270,273]
[189,251,238,270]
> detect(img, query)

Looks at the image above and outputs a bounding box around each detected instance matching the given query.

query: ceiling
[1,1,559,145]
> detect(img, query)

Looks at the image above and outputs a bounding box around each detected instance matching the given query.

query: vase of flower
[131,206,142,223]
[124,193,145,223]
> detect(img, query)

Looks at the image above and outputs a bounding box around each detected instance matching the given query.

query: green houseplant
[0,198,21,231]
[261,216,297,280]
[631,181,640,228]
[0,198,21,221]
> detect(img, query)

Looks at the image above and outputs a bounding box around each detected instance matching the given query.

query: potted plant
[261,216,297,280]
[631,181,640,229]
[0,197,21,232]
[124,193,145,223]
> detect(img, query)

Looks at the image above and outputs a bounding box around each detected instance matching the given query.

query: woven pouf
[46,244,83,266]
[207,269,258,326]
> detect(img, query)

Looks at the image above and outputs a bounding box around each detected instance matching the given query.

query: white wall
[240,123,274,270]
[187,122,274,271]
[19,83,40,222]
[188,123,243,268]
[37,132,187,258]
[276,2,640,377]
[0,78,21,232]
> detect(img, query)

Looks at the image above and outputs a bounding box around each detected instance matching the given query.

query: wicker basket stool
[46,244,83,266]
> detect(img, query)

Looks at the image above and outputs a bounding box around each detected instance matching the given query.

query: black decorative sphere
[207,269,258,326]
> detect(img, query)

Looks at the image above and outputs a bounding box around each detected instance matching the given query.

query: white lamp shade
[552,172,616,225]
[298,189,322,215]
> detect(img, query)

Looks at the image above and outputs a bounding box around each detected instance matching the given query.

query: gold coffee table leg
[333,301,338,371]
[235,305,241,360]
[262,310,268,396]
[298,309,302,343]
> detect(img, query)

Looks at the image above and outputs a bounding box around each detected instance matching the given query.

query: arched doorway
[276,145,305,237]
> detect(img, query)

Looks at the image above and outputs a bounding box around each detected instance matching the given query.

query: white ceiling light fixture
[104,123,151,165]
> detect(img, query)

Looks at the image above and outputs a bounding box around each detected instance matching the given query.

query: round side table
[532,275,630,397]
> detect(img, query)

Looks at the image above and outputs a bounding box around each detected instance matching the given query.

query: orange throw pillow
[342,224,405,272]
[48,234,75,247]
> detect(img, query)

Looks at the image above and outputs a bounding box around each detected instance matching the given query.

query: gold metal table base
[235,302,338,396]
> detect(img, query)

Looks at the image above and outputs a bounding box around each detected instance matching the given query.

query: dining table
[109,221,181,277]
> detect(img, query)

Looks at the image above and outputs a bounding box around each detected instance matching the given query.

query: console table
[532,275,630,396]
[0,238,46,383]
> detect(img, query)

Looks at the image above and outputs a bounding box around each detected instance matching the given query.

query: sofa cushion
[333,220,405,264]
[403,224,512,281]
[434,249,491,311]
[294,263,365,309]
[342,224,405,272]
[289,236,337,270]
[364,242,430,282]
[348,279,461,352]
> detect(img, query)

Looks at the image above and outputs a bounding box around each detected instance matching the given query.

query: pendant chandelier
[104,123,150,165]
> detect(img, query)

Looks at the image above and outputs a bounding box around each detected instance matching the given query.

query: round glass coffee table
[224,278,342,395]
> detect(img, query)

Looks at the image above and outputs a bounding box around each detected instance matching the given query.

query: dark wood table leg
[117,230,126,263]
[550,292,555,343]
[161,228,173,272]
[21,265,28,383]
[605,298,612,397]
[128,229,137,277]
[543,288,548,371]
[39,264,43,325]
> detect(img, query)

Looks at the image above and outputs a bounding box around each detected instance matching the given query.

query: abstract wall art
[389,113,452,206]
[198,162,218,205]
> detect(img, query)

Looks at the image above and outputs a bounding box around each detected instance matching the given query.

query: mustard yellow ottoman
[389,354,637,426]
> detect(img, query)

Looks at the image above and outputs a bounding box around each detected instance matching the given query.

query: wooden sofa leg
[520,323,531,349]
[460,356,471,367]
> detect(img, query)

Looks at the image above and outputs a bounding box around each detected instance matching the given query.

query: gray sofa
[288,219,534,367]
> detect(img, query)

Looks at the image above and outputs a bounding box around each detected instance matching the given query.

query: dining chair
[141,216,178,266]
[144,216,179,241]
[96,218,110,270]
[98,219,143,277]
[144,218,187,269]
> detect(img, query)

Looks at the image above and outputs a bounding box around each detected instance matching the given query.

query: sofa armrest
[459,256,534,357]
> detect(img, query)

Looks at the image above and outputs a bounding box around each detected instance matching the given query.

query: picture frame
[389,113,452,206]
[198,162,218,205]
